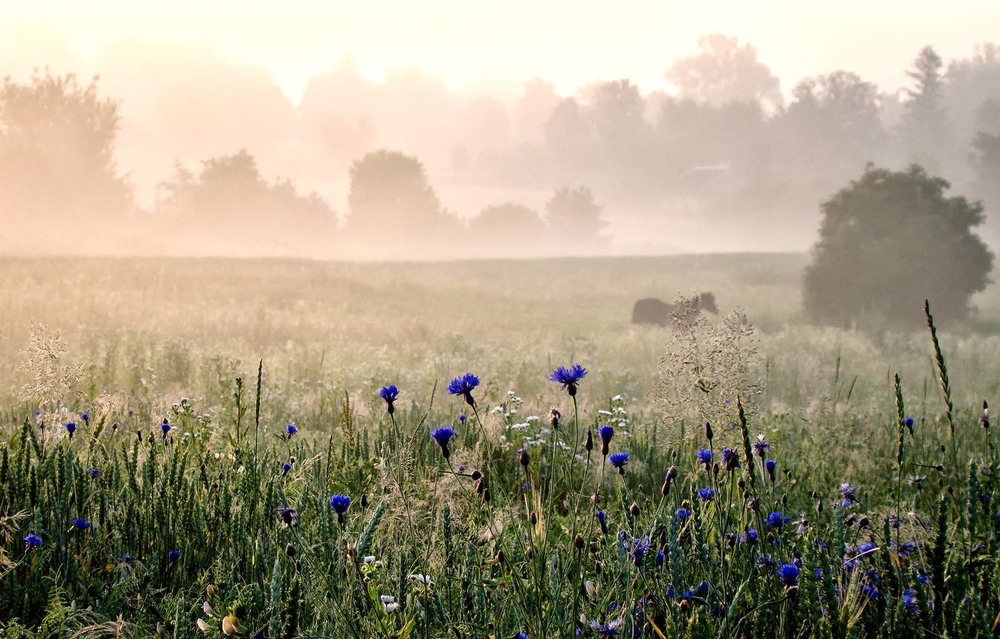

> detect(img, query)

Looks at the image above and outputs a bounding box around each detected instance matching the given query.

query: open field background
[1,254,998,638]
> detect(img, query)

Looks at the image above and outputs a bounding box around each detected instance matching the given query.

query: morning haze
[2,1,1000,259]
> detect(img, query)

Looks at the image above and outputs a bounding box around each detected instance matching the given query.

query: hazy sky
[5,0,1000,101]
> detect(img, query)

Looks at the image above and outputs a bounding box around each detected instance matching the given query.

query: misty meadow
[3,8,1000,639]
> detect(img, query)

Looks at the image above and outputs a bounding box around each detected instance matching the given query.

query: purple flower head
[697,449,714,467]
[721,448,740,471]
[330,494,351,524]
[698,488,716,502]
[168,549,181,562]
[65,422,77,437]
[598,425,614,456]
[161,418,171,436]
[753,433,770,457]
[285,423,298,437]
[902,589,918,613]
[766,511,790,528]
[609,452,630,474]
[24,534,42,549]
[379,385,399,414]
[72,518,92,530]
[677,507,692,523]
[777,563,800,586]
[588,618,624,637]
[840,483,859,509]
[765,459,777,482]
[448,373,480,407]
[432,426,455,459]
[550,364,587,397]
[740,529,759,545]
[620,532,650,566]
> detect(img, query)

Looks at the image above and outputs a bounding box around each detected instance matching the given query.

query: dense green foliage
[804,165,993,329]
[0,255,998,638]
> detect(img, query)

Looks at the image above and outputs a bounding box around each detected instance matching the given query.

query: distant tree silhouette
[468,203,547,256]
[666,35,782,110]
[803,164,992,329]
[160,149,335,247]
[347,150,458,250]
[898,47,950,167]
[775,71,884,186]
[545,186,608,252]
[0,72,132,227]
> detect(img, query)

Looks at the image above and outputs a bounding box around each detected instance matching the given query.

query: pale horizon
[4,1,1000,103]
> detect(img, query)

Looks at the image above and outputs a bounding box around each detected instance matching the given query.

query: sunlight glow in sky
[5,0,1000,101]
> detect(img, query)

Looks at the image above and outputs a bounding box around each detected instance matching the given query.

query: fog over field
[2,1,1000,258]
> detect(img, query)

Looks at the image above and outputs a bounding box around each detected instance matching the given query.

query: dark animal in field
[631,292,718,327]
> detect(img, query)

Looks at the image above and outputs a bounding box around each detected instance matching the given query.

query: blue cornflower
[598,425,614,456]
[904,417,914,434]
[518,633,530,639]
[24,534,42,549]
[432,426,455,459]
[550,364,587,397]
[282,461,292,475]
[777,563,800,587]
[285,423,298,438]
[168,549,181,563]
[765,459,777,482]
[721,448,740,471]
[81,413,90,425]
[862,583,879,599]
[758,554,776,568]
[596,509,608,535]
[458,413,467,423]
[656,549,665,567]
[329,494,352,524]
[677,508,692,523]
[697,488,716,502]
[86,467,100,479]
[697,449,714,467]
[753,433,770,457]
[609,452,630,474]
[740,529,759,545]
[379,385,399,414]
[620,533,650,566]
[840,483,859,509]
[72,518,92,530]
[122,553,135,563]
[695,581,710,599]
[902,589,918,613]
[65,422,77,438]
[588,618,623,637]
[448,373,480,407]
[160,418,171,436]
[766,511,790,528]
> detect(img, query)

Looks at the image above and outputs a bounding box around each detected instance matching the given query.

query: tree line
[1,37,999,268]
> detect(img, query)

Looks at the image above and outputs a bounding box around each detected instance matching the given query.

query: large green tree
[0,72,132,226]
[803,164,993,328]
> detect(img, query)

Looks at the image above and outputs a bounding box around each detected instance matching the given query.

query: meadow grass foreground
[0,255,998,638]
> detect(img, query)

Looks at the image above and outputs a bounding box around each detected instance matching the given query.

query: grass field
[0,254,997,638]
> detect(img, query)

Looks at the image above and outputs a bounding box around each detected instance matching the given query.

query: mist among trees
[3,37,1000,258]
